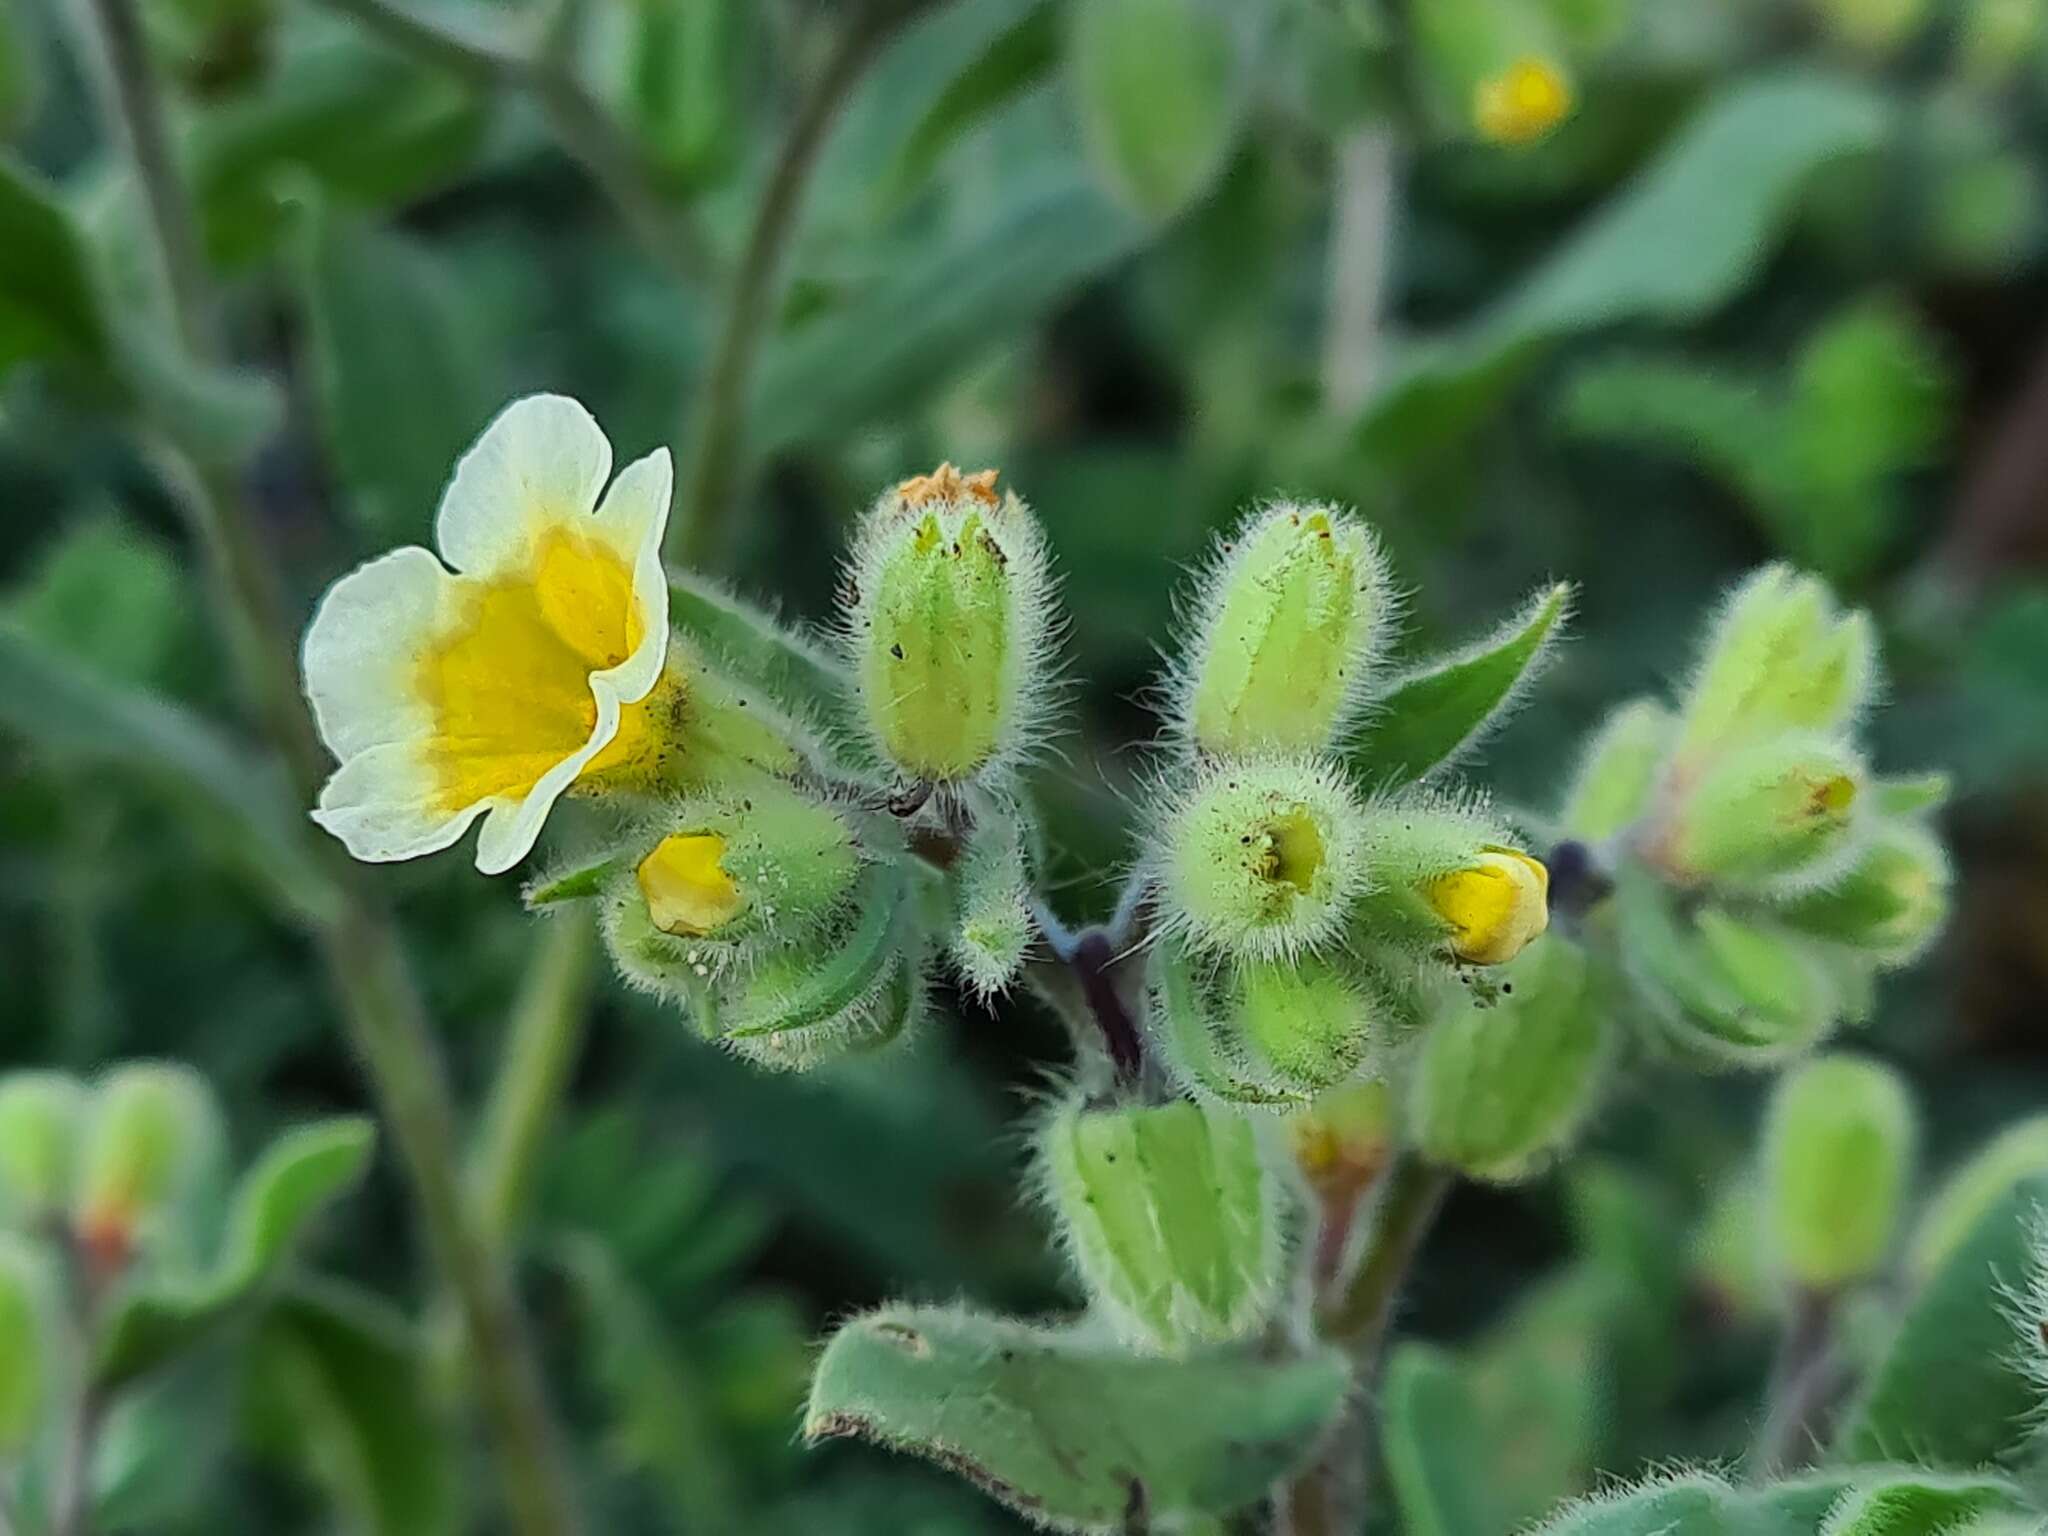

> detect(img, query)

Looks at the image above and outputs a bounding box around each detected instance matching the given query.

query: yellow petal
[637,833,744,936]
[1424,846,1551,965]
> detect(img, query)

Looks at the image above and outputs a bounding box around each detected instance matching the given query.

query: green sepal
[1348,582,1571,788]
[806,1305,1347,1531]
[1149,941,1313,1108]
[522,853,623,909]
[723,862,909,1041]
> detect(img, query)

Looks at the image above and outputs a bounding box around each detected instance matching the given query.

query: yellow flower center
[1474,56,1573,147]
[1812,773,1857,816]
[637,833,744,936]
[1260,807,1327,896]
[1424,846,1551,965]
[418,529,644,814]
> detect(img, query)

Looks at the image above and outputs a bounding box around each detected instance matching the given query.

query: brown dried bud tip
[895,463,1000,510]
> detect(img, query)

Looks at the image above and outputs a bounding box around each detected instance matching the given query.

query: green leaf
[189,35,490,268]
[295,199,492,545]
[0,153,109,374]
[1068,0,1245,220]
[244,1281,457,1536]
[556,1234,742,1531]
[1348,582,1571,787]
[6,516,186,687]
[750,171,1146,454]
[881,2,1061,210]
[807,1305,1348,1531]
[1358,70,1891,462]
[1833,1173,2048,1469]
[666,570,862,751]
[1818,1471,2029,1536]
[96,1118,376,1389]
[0,620,340,926]
[1381,1344,1506,1536]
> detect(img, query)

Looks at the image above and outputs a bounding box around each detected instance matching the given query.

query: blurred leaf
[188,35,489,268]
[667,571,863,755]
[882,2,1061,209]
[1069,0,1245,220]
[624,0,757,189]
[1360,70,1891,461]
[807,1306,1348,1531]
[7,517,185,686]
[244,1281,457,1536]
[0,154,110,375]
[97,1117,376,1389]
[0,620,340,925]
[295,199,492,545]
[751,171,1146,453]
[1349,581,1571,786]
[1832,1173,2048,1469]
[1381,1343,1506,1536]
[557,1233,742,1531]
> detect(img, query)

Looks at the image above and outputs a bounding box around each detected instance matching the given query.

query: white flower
[302,395,672,875]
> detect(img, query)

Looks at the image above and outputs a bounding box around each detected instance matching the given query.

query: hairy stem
[74,7,582,1534]
[670,0,936,568]
[1751,1285,1842,1477]
[1282,1152,1454,1536]
[317,0,712,283]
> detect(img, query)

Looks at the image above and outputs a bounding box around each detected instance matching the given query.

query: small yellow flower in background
[1474,56,1574,147]
[302,395,672,874]
[1424,845,1550,965]
[637,833,743,937]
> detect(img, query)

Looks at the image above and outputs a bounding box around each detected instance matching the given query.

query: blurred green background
[3,0,2048,1529]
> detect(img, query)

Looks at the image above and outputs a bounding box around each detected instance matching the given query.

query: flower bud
[1781,821,1948,966]
[1232,955,1378,1093]
[1421,847,1550,965]
[1288,1080,1397,1204]
[581,641,804,798]
[1176,502,1392,757]
[0,1237,46,1455]
[1908,1115,2048,1283]
[1763,1053,1915,1291]
[1409,938,1608,1182]
[1036,1097,1280,1356]
[1156,757,1368,961]
[842,465,1054,784]
[1559,697,1673,842]
[948,809,1034,1002]
[634,783,859,947]
[1348,793,1548,965]
[77,1065,223,1273]
[0,1073,84,1225]
[1666,737,1865,891]
[1675,567,1874,759]
[1473,55,1573,145]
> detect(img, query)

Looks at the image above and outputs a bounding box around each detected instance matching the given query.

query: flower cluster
[1144,502,1556,1104]
[1560,565,1949,1066]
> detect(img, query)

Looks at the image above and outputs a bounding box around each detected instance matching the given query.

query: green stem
[74,7,583,1535]
[670,0,935,568]
[316,0,712,283]
[1751,1285,1842,1477]
[470,913,598,1246]
[1282,1151,1454,1536]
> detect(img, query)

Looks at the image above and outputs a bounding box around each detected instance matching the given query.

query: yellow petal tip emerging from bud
[1474,56,1573,146]
[637,833,743,936]
[1424,846,1550,965]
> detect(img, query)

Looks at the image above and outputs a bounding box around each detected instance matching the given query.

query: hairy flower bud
[1232,955,1378,1093]
[1422,848,1551,965]
[77,1065,222,1273]
[1037,1098,1280,1356]
[1781,821,1949,966]
[634,783,860,946]
[1559,697,1674,842]
[1352,794,1548,966]
[0,1073,83,1225]
[1175,502,1393,757]
[1666,737,1865,891]
[1763,1053,1915,1290]
[1675,567,1875,761]
[1409,938,1608,1182]
[1155,757,1369,961]
[841,465,1055,784]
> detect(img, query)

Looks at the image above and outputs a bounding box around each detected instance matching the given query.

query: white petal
[435,394,612,578]
[312,742,481,863]
[589,447,673,706]
[471,689,625,875]
[301,546,451,761]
